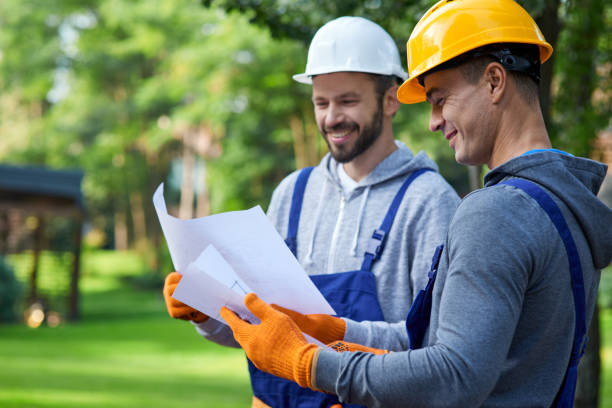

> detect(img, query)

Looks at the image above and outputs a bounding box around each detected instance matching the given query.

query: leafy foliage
[0,256,22,323]
[0,0,608,259]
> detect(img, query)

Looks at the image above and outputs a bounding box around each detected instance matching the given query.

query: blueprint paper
[172,245,329,347]
[172,245,257,323]
[153,183,335,315]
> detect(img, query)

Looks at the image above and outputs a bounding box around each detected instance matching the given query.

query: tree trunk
[533,0,561,128]
[290,112,320,169]
[575,303,600,408]
[129,192,147,244]
[195,160,210,218]
[114,211,128,251]
[179,130,196,219]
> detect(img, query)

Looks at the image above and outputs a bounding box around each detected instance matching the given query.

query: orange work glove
[220,293,319,389]
[271,304,346,345]
[163,272,208,323]
[327,340,389,355]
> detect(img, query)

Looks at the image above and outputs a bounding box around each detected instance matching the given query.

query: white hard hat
[293,16,408,84]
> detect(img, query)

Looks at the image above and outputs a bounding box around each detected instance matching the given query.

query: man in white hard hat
[163,16,459,407]
[218,2,612,407]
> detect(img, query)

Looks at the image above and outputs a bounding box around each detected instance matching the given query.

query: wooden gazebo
[0,164,85,321]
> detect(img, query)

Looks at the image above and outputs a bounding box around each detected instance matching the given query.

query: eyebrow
[425,87,441,104]
[313,91,361,102]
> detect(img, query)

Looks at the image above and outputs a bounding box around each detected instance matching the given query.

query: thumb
[244,293,275,321]
[220,306,248,331]
[165,272,182,286]
[271,304,303,320]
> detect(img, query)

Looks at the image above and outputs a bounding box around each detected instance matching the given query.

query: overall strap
[361,168,433,272]
[405,243,444,349]
[500,178,586,408]
[285,166,315,257]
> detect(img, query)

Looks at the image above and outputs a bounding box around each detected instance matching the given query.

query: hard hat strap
[418,44,541,87]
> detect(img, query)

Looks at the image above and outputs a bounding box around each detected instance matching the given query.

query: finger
[167,297,188,308]
[168,305,198,319]
[188,311,208,323]
[169,304,196,314]
[244,293,276,320]
[163,278,180,299]
[220,306,250,332]
[271,304,303,321]
[165,272,182,286]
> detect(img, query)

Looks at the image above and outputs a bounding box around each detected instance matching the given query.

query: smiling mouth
[326,127,356,144]
[445,130,457,140]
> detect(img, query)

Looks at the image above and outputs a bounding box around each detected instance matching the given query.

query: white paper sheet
[153,183,335,316]
[172,245,257,323]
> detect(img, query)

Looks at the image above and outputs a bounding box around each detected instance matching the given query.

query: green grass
[0,250,610,407]
[0,250,252,408]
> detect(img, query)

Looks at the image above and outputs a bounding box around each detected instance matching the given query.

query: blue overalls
[405,176,586,407]
[248,166,431,408]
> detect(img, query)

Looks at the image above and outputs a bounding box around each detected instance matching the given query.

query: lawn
[0,250,610,407]
[0,250,252,408]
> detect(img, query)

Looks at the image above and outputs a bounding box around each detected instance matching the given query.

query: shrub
[0,256,22,322]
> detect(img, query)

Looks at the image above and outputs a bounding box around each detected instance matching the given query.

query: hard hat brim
[293,68,408,85]
[292,73,312,84]
[397,77,426,104]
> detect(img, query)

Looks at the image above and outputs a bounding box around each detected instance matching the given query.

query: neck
[343,125,397,181]
[488,100,551,169]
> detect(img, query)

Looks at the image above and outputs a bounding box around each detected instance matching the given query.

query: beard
[321,100,384,163]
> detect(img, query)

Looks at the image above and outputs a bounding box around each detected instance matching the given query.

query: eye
[435,97,444,107]
[342,99,358,106]
[314,101,328,109]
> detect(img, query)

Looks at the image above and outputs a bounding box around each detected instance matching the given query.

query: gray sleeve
[406,172,460,301]
[344,319,409,351]
[192,318,240,348]
[314,190,541,407]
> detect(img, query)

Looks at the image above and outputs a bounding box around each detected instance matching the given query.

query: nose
[429,105,444,133]
[324,103,344,129]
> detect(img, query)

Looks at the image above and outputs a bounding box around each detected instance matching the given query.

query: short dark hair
[370,74,403,101]
[421,43,541,105]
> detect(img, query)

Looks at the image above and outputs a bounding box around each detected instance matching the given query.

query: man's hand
[163,272,208,323]
[271,304,346,345]
[220,293,319,389]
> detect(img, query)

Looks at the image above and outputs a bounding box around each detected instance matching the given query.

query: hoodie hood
[485,151,612,269]
[319,140,439,191]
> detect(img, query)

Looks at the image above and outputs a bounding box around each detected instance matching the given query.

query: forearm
[343,319,409,351]
[314,345,487,408]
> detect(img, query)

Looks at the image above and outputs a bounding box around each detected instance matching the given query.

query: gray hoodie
[194,141,460,346]
[316,151,612,407]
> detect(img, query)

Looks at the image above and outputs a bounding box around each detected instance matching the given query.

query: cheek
[314,110,326,129]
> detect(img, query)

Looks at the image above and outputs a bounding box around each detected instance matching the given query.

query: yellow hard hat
[397,0,553,104]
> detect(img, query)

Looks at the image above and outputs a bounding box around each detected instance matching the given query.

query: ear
[383,84,401,117]
[483,62,507,104]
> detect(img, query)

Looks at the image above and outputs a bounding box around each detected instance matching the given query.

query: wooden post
[29,216,45,301]
[68,217,82,321]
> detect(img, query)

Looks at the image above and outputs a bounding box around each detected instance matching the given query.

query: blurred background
[0,0,610,407]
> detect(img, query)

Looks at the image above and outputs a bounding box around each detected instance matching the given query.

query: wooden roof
[0,164,84,217]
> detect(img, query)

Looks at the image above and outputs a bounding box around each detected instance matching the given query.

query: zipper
[327,195,345,274]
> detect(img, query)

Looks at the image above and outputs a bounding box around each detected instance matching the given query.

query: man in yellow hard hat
[163,16,459,408]
[219,1,612,406]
